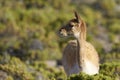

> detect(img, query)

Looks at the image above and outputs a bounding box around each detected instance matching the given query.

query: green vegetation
[0,0,119,80]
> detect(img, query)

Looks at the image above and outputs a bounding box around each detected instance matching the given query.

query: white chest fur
[82,60,99,75]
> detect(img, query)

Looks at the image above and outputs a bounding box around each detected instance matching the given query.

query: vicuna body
[59,12,99,76]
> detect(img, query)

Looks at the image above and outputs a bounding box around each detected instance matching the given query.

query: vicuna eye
[70,25,74,28]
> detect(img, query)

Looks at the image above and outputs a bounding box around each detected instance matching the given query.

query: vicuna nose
[57,29,62,35]
[59,29,62,32]
[59,29,63,35]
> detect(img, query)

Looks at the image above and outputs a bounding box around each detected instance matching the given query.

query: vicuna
[58,12,99,76]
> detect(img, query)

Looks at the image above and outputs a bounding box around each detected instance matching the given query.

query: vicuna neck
[76,32,86,69]
[76,22,87,69]
[76,32,86,52]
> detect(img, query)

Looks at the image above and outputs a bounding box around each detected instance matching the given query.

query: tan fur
[59,12,99,76]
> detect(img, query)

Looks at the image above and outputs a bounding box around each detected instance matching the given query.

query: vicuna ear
[74,11,80,23]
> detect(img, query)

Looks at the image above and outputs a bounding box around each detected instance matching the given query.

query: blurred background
[0,0,119,80]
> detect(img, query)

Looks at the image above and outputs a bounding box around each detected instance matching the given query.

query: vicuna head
[59,12,86,40]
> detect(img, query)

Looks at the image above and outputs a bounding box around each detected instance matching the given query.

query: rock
[0,71,7,80]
